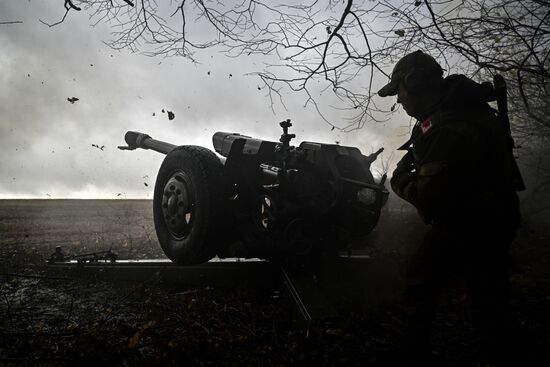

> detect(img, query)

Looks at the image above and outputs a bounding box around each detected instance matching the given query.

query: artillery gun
[119,120,388,266]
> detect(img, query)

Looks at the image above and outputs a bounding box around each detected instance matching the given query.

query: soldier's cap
[377,50,443,97]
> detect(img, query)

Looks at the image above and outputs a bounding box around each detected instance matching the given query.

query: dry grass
[0,199,548,366]
[0,200,163,261]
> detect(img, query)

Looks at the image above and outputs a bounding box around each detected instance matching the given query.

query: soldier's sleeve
[405,123,484,221]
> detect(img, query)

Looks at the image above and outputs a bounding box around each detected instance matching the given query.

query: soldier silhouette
[378,50,522,366]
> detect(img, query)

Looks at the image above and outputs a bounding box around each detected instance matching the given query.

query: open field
[0,199,549,366]
[0,200,163,261]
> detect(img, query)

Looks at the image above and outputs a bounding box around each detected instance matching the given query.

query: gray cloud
[0,1,405,198]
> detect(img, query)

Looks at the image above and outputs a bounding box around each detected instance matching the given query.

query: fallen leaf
[167,111,175,120]
[128,330,143,349]
[326,328,343,336]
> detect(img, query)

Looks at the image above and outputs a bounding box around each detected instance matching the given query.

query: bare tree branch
[40,0,549,134]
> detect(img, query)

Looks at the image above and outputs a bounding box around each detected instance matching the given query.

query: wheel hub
[161,174,193,238]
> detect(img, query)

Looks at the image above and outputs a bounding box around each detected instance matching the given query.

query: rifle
[493,75,526,192]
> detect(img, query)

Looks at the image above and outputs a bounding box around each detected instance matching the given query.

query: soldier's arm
[400,124,484,221]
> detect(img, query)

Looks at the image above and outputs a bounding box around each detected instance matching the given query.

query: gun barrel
[121,131,177,155]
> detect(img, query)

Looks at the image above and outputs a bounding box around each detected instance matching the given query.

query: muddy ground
[0,199,549,366]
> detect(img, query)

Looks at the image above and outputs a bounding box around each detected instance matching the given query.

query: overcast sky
[0,1,411,199]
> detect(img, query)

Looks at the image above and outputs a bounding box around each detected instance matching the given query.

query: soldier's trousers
[403,222,515,355]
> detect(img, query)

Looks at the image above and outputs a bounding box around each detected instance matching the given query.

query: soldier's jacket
[393,74,521,229]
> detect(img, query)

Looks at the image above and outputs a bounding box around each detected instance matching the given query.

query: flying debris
[92,144,105,151]
[326,26,332,34]
[67,97,79,104]
[331,126,335,131]
[229,74,233,78]
[117,193,122,197]
[162,109,165,113]
[152,112,156,116]
[144,182,149,187]
[207,71,210,75]
[167,111,175,120]
[394,29,406,37]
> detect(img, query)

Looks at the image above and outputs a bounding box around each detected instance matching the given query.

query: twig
[0,21,23,25]
[64,0,81,11]
[0,273,74,281]
[65,293,75,330]
[1,292,14,331]
[0,330,81,336]
[39,9,70,27]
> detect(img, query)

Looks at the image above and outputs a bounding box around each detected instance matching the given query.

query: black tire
[153,145,225,264]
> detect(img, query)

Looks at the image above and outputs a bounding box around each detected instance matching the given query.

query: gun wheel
[153,145,225,265]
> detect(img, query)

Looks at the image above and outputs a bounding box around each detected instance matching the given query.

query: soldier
[378,50,522,365]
